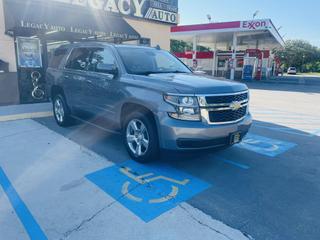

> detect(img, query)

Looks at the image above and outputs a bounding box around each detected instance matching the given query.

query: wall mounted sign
[52,0,179,24]
[16,37,42,68]
[139,37,151,46]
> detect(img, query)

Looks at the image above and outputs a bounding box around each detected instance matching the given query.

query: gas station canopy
[171,19,284,80]
[171,19,284,50]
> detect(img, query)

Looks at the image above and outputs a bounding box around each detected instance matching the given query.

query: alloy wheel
[126,119,150,156]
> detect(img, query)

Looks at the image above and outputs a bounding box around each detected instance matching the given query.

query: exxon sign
[241,19,270,30]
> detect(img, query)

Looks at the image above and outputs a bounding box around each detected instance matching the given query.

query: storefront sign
[144,7,177,23]
[139,37,151,46]
[53,0,179,24]
[241,19,270,30]
[16,38,42,68]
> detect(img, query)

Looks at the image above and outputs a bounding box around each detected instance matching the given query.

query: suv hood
[133,73,248,95]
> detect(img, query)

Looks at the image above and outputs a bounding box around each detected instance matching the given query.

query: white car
[287,67,297,75]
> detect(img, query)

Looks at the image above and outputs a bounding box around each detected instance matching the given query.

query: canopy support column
[192,36,197,60]
[212,42,217,76]
[230,33,237,80]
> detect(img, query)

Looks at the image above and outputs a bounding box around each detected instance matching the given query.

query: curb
[0,111,53,122]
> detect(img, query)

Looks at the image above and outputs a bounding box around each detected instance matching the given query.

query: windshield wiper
[134,71,164,76]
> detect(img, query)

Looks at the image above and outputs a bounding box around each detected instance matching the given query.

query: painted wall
[0,0,16,72]
[125,17,171,51]
[0,0,19,105]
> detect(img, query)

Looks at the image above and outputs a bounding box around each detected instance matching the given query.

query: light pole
[253,10,259,19]
[302,54,306,73]
[207,14,212,23]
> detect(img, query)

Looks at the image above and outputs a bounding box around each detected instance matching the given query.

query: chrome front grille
[205,92,248,104]
[198,90,249,124]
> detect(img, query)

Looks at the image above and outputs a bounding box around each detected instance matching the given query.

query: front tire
[53,94,73,127]
[124,111,159,163]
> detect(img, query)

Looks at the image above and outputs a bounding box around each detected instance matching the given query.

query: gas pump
[242,57,256,80]
[245,49,263,80]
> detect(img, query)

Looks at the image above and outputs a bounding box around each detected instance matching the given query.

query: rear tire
[123,111,159,163]
[53,94,73,127]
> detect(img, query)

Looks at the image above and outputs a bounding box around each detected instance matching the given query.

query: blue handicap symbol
[236,133,297,157]
[86,160,210,222]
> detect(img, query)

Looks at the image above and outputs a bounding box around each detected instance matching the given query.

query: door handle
[86,79,93,84]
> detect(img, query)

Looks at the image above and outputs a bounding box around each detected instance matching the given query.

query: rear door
[63,47,91,110]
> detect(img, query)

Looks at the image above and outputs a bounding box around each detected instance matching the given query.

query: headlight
[164,94,200,121]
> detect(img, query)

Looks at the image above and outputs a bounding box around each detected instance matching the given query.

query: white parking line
[0,119,250,240]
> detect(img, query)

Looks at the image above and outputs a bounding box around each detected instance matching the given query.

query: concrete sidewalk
[0,119,251,240]
[0,103,52,122]
[264,75,320,86]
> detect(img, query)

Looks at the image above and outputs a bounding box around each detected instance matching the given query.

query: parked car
[287,67,297,75]
[46,42,252,162]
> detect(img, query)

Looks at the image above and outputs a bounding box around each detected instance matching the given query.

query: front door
[82,47,120,124]
[63,47,91,111]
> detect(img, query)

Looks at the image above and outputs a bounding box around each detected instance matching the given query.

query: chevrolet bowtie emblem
[229,101,242,111]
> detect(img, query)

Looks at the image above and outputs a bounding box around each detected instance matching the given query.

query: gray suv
[46,42,252,162]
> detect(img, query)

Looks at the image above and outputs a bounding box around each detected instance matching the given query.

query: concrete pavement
[0,82,320,240]
[0,119,250,240]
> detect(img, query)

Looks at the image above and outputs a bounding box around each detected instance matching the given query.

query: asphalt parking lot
[1,83,320,240]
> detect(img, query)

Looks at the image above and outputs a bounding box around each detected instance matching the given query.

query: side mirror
[96,63,118,78]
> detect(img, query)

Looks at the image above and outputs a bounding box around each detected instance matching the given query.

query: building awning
[3,0,141,41]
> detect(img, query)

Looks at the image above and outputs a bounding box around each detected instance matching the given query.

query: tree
[273,40,320,72]
[170,40,211,53]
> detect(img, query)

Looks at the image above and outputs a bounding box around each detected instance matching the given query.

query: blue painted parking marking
[236,134,297,157]
[0,167,48,240]
[222,159,250,170]
[86,160,210,222]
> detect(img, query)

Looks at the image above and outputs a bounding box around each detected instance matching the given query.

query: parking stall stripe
[222,159,250,170]
[0,167,48,240]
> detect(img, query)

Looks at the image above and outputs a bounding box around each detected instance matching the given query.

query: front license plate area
[230,132,241,145]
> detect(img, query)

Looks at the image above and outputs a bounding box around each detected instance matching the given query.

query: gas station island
[171,19,284,81]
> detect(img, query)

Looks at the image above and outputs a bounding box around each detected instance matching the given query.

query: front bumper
[157,112,252,150]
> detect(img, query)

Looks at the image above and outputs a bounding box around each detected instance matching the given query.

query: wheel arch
[51,85,65,99]
[120,103,158,130]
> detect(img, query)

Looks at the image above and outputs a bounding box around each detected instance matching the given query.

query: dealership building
[0,0,178,105]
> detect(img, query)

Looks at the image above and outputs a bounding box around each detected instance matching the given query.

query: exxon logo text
[242,20,269,30]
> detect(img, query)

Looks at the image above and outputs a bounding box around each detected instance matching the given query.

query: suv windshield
[116,46,191,75]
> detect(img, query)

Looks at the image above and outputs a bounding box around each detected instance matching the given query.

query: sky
[178,0,320,47]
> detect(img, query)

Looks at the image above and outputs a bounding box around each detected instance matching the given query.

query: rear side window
[65,48,91,71]
[49,48,68,68]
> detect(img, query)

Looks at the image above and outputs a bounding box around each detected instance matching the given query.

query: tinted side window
[65,48,91,71]
[49,48,68,68]
[87,48,116,72]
